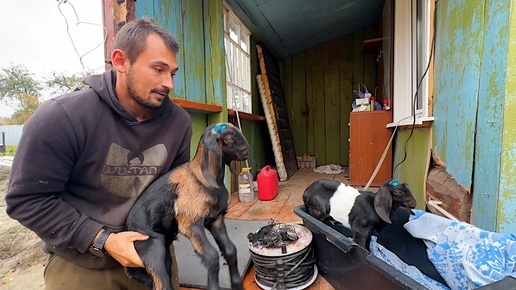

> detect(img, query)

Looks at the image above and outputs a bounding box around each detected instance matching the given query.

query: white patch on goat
[329,183,360,227]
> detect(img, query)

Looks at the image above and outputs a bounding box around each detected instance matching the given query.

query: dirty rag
[312,164,344,174]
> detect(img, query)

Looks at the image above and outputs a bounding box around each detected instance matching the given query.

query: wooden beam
[362,37,385,55]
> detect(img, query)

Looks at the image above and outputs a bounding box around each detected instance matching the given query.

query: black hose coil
[250,244,316,289]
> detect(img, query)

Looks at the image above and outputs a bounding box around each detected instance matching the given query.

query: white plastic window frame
[223,6,252,113]
[390,0,434,127]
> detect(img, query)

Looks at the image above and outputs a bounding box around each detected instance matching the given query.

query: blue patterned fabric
[403,210,516,290]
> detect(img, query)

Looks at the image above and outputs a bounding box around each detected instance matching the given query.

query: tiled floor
[181,168,354,290]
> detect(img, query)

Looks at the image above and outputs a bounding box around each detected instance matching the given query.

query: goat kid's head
[373,179,417,224]
[199,123,250,188]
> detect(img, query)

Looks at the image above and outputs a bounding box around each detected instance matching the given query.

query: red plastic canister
[257,165,279,201]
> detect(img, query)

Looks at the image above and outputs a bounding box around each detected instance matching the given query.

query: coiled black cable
[250,244,316,289]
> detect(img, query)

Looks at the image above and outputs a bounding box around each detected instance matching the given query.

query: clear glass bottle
[238,167,254,202]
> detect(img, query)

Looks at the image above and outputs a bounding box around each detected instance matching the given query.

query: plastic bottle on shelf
[238,167,255,203]
[383,99,391,111]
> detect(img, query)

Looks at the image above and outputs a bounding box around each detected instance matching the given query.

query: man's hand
[103,231,149,267]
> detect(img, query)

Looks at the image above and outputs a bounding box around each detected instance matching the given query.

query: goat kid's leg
[126,267,154,289]
[186,222,222,290]
[133,236,174,290]
[208,216,243,290]
[352,226,373,249]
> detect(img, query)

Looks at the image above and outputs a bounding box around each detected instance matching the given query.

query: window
[223,6,252,113]
[391,0,434,126]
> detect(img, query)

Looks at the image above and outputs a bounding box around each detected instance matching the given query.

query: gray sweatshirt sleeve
[6,100,103,254]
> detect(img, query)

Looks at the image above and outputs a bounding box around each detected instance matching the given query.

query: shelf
[228,109,266,121]
[362,37,384,55]
[170,98,265,121]
[171,98,222,114]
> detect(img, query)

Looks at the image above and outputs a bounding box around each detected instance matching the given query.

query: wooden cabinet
[349,111,393,186]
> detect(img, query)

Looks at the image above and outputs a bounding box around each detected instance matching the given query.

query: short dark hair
[113,17,179,64]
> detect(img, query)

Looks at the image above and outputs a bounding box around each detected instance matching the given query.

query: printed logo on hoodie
[100,143,168,197]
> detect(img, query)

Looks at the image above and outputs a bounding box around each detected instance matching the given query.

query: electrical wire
[393,0,437,174]
[250,244,316,289]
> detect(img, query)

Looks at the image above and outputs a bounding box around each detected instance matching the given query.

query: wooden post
[101,0,136,71]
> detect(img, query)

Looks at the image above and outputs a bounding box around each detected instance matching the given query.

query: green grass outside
[3,146,16,156]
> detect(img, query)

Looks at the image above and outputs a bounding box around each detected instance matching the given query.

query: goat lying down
[302,179,417,248]
[125,123,249,290]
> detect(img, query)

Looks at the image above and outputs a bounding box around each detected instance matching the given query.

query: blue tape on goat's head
[389,180,399,187]
[214,124,227,134]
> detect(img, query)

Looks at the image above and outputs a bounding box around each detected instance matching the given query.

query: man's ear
[111,49,128,73]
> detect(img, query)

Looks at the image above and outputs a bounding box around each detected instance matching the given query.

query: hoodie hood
[83,70,175,125]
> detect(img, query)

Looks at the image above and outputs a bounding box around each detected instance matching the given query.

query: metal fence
[0,125,24,146]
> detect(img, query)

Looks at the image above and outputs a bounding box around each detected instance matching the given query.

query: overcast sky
[0,0,105,117]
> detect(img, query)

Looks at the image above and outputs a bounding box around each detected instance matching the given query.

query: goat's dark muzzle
[405,199,417,215]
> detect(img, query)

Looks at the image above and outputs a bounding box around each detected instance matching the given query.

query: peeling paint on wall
[498,0,516,233]
[433,0,511,231]
[433,0,485,188]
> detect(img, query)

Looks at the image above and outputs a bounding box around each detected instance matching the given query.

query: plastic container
[294,205,426,289]
[238,167,254,203]
[257,165,279,201]
[383,99,391,111]
[369,96,375,111]
[294,205,516,290]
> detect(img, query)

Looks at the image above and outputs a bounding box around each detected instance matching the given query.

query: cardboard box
[297,155,316,169]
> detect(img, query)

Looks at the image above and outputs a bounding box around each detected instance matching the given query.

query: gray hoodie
[6,70,192,269]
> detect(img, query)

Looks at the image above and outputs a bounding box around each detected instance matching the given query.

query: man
[6,18,191,290]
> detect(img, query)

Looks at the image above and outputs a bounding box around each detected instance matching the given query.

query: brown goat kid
[125,123,250,290]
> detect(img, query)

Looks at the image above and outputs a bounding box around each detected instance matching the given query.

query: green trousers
[44,244,180,290]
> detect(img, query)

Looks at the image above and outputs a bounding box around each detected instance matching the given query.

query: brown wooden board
[256,43,299,180]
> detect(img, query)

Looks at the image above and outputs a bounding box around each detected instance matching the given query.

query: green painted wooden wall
[134,0,271,184]
[393,128,431,210]
[282,26,378,167]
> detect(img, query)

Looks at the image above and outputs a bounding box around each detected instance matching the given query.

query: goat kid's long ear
[201,129,223,189]
[374,186,393,224]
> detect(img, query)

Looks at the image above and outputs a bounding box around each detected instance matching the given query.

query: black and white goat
[302,179,417,248]
[125,123,249,290]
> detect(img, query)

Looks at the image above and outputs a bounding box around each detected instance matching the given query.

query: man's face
[125,33,178,110]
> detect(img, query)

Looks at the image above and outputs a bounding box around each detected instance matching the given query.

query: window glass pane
[237,49,242,87]
[229,18,238,43]
[233,89,241,111]
[244,55,251,91]
[224,8,252,114]
[240,30,248,52]
[242,92,250,112]
[227,84,233,109]
[232,43,238,84]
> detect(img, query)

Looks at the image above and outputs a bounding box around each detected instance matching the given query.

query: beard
[126,69,166,110]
